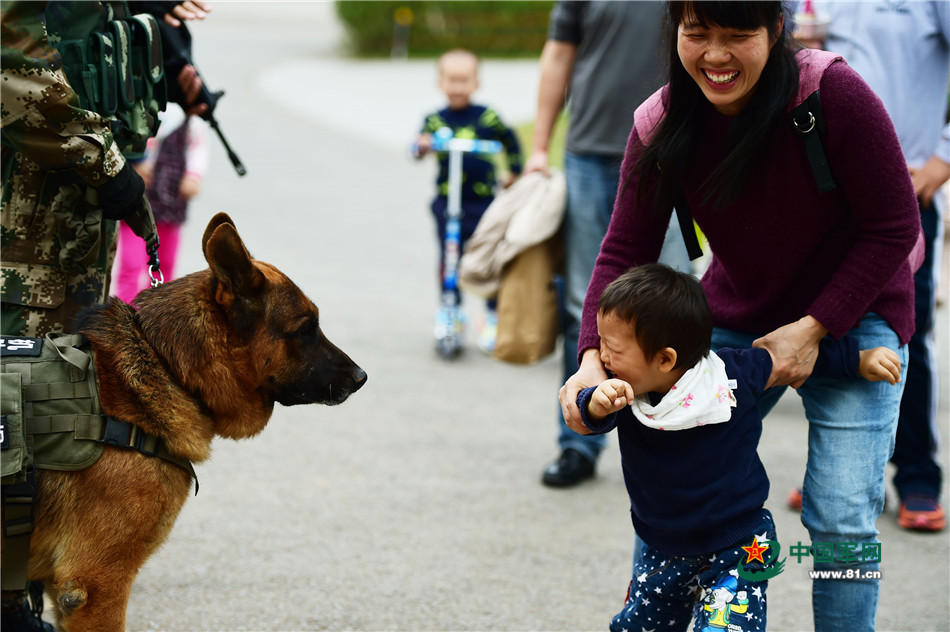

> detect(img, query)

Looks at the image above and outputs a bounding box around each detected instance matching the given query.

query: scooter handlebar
[429,137,503,154]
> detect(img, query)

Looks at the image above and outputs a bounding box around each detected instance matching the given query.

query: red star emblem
[741,539,770,564]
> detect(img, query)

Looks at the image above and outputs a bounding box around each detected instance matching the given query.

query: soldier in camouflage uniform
[0,1,198,338]
[2,21,131,335]
[1,2,207,628]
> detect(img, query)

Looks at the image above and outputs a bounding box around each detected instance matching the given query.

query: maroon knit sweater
[578,61,919,359]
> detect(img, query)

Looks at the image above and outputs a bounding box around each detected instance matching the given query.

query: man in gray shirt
[525,1,691,487]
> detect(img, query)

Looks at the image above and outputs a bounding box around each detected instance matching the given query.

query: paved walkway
[103,4,950,631]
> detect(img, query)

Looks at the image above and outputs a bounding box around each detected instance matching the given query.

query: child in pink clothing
[114,110,209,303]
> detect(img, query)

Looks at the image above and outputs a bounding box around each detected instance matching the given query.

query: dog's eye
[292,317,318,338]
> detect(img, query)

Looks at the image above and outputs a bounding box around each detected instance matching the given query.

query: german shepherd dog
[22,213,366,631]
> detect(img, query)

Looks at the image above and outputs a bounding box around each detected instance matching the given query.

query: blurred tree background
[335,1,554,58]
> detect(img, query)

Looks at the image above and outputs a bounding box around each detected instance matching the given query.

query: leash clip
[146,241,164,287]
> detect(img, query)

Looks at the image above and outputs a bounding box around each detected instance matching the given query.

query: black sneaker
[541,448,595,487]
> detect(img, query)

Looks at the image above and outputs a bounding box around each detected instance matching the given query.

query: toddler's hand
[560,348,608,434]
[858,347,901,385]
[413,134,432,159]
[588,378,634,420]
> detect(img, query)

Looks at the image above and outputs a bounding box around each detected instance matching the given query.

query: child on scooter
[413,48,523,352]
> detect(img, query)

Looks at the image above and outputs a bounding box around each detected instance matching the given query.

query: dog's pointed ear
[204,222,264,308]
[202,212,236,261]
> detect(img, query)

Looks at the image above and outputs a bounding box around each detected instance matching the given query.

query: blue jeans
[712,314,908,632]
[556,151,692,461]
[891,199,943,500]
[612,509,776,632]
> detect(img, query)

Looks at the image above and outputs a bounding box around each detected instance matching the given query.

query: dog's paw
[56,582,87,615]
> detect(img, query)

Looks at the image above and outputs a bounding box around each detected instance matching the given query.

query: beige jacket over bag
[458,169,566,298]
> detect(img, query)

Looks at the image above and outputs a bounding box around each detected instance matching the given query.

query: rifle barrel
[208,117,247,176]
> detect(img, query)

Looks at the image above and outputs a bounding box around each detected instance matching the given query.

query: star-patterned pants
[610,509,775,632]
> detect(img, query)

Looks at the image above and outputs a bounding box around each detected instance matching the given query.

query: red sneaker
[787,487,803,511]
[898,495,947,532]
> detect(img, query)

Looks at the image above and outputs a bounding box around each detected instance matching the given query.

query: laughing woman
[557,2,919,631]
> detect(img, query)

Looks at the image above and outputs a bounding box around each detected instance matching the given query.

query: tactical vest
[45,0,167,160]
[1,334,195,592]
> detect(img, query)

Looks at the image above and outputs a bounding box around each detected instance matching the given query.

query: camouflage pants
[1,157,118,337]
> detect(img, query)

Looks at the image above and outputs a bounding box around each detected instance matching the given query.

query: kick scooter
[421,127,503,359]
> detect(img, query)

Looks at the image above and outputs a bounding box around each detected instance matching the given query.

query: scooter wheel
[436,336,462,359]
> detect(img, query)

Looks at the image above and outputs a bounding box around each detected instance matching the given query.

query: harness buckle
[133,429,160,457]
[99,416,132,447]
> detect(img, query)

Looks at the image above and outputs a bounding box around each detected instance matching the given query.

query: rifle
[142,3,247,176]
[188,72,248,177]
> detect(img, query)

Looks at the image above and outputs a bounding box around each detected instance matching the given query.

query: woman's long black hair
[632,1,800,214]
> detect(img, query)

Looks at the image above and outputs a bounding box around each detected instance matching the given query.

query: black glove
[95,162,159,252]
[95,162,145,221]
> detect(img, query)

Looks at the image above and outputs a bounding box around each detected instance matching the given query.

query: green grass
[493,110,568,178]
[514,110,568,169]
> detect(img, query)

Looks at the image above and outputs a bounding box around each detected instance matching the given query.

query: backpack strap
[790,49,845,193]
[633,88,705,261]
[791,91,837,192]
[673,197,704,262]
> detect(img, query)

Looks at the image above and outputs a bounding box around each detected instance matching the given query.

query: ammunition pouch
[1,335,104,485]
[53,9,167,159]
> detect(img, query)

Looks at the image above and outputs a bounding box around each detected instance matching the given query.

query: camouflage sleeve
[480,107,524,175]
[0,1,125,186]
